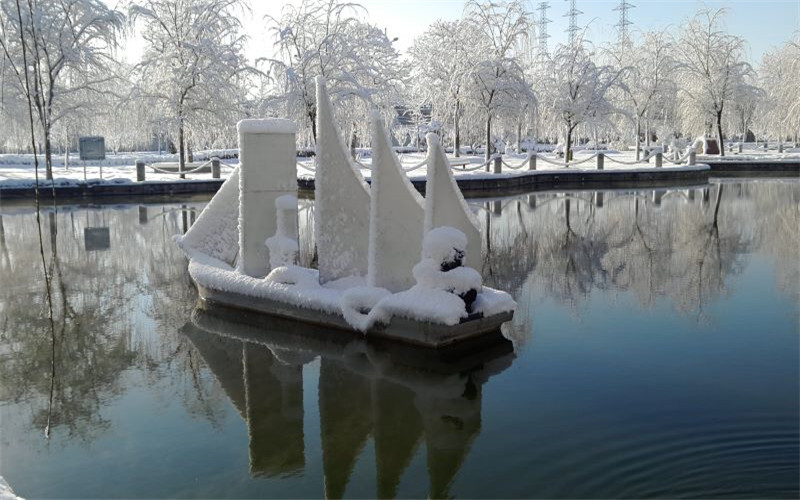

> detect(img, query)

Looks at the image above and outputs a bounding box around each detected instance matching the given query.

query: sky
[126,0,800,64]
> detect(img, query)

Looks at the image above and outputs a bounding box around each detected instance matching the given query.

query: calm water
[1,180,798,499]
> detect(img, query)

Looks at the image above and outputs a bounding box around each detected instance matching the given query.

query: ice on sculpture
[314,76,371,283]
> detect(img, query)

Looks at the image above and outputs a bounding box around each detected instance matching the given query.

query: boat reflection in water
[180,304,514,498]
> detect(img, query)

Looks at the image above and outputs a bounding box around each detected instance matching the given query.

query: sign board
[84,227,110,251]
[79,136,106,161]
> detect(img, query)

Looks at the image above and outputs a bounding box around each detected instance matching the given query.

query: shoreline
[1,161,797,203]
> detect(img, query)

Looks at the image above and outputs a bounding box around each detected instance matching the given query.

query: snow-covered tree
[543,38,623,161]
[0,0,124,178]
[608,30,675,159]
[728,72,762,143]
[463,0,531,160]
[675,7,754,156]
[336,18,407,149]
[262,0,364,142]
[759,37,800,144]
[409,19,475,156]
[262,0,405,146]
[131,0,251,171]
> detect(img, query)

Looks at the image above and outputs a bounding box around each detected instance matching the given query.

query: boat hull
[194,282,514,348]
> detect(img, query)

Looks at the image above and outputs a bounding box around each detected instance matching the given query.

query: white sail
[424,133,482,270]
[314,76,371,283]
[367,111,425,292]
[176,167,240,266]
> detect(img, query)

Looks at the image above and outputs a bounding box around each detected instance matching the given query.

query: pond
[1,179,798,499]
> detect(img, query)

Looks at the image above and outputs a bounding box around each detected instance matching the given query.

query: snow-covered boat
[177,77,515,348]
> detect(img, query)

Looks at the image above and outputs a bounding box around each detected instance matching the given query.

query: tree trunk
[516,120,522,153]
[565,126,573,166]
[716,111,725,157]
[309,111,317,143]
[44,131,53,180]
[178,120,186,179]
[635,115,641,161]
[350,123,357,160]
[485,115,492,164]
[453,103,461,158]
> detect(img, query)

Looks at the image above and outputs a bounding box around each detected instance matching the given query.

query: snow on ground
[0,476,23,500]
[1,146,797,189]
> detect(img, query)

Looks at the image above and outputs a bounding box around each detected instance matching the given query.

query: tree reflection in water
[181,307,514,499]
[482,181,798,326]
[0,202,204,440]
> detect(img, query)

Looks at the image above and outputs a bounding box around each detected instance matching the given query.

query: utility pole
[536,2,551,61]
[613,0,635,51]
[564,0,582,46]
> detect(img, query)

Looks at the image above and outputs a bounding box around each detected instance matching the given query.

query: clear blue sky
[247,0,798,63]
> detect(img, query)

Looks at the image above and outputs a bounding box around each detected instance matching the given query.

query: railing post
[493,154,502,174]
[655,152,663,168]
[738,143,742,154]
[688,151,696,166]
[136,160,146,182]
[596,153,604,171]
[211,156,221,179]
[528,154,536,170]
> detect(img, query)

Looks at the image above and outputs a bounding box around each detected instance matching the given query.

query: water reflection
[0,202,203,440]
[182,306,513,498]
[480,181,799,323]
[0,180,797,498]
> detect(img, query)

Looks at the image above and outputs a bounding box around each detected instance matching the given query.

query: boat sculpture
[177,77,515,348]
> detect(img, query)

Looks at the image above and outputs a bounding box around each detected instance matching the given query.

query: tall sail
[315,77,371,283]
[176,167,240,266]
[425,133,482,270]
[367,112,425,292]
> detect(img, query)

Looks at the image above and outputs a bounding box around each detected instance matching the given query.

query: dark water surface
[1,180,798,499]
